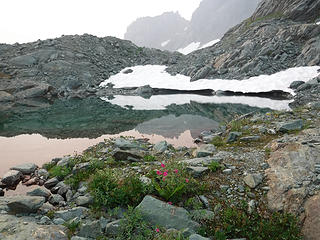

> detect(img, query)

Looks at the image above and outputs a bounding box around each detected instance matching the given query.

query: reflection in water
[0,129,197,177]
[0,97,270,177]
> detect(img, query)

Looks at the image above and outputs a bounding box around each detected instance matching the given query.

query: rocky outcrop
[167,0,320,81]
[0,34,181,101]
[251,0,320,23]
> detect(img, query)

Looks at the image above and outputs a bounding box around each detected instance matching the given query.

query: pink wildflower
[174,169,178,174]
[162,177,166,181]
[163,171,168,177]
[168,202,172,205]
[156,228,160,233]
[156,170,162,175]
[185,178,189,183]
[161,163,166,168]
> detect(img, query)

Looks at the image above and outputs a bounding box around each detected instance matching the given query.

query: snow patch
[101,94,292,111]
[317,21,320,25]
[161,40,170,47]
[200,39,220,49]
[177,42,201,55]
[100,65,320,95]
[177,39,220,55]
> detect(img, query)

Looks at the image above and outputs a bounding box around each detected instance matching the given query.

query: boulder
[278,119,304,132]
[105,220,122,237]
[44,177,59,189]
[227,132,242,143]
[1,170,23,186]
[10,163,38,175]
[78,220,102,239]
[136,195,199,233]
[9,54,37,66]
[114,138,140,150]
[112,149,143,161]
[54,207,88,221]
[0,91,14,102]
[243,174,263,189]
[193,144,216,158]
[189,234,210,240]
[49,194,65,205]
[290,81,305,89]
[239,136,261,142]
[187,166,210,178]
[27,187,51,199]
[75,195,93,207]
[302,193,320,240]
[7,196,45,214]
[154,141,168,153]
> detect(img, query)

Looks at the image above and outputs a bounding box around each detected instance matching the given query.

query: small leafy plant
[149,161,199,203]
[208,161,223,172]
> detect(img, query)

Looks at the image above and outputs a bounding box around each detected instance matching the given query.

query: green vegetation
[208,161,223,172]
[48,165,72,180]
[148,160,202,203]
[143,154,156,162]
[211,135,226,147]
[63,219,81,239]
[88,169,149,209]
[198,204,302,240]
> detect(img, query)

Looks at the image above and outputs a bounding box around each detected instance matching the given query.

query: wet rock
[27,187,51,199]
[243,174,263,189]
[154,141,168,153]
[7,196,45,214]
[136,195,199,234]
[2,170,23,186]
[123,69,133,74]
[227,132,242,143]
[194,144,216,158]
[278,119,304,132]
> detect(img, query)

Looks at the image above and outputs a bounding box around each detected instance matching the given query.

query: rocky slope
[0,34,182,100]
[125,0,261,51]
[167,0,320,81]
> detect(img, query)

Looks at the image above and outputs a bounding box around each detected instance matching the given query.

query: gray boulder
[112,149,143,162]
[1,170,23,186]
[154,141,168,153]
[49,194,65,205]
[278,119,303,132]
[187,166,210,178]
[10,163,38,175]
[239,136,261,142]
[227,132,242,143]
[44,177,59,189]
[194,144,216,158]
[189,234,210,240]
[105,219,122,237]
[9,54,37,66]
[78,220,102,239]
[136,195,199,233]
[54,207,88,221]
[114,138,139,150]
[27,187,51,199]
[75,195,93,207]
[244,173,263,189]
[7,196,45,214]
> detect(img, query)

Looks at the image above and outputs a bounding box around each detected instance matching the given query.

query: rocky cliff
[124,0,261,51]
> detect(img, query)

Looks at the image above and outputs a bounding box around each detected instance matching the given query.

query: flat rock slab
[54,207,88,221]
[136,195,199,232]
[10,163,38,175]
[0,214,68,240]
[266,128,320,214]
[7,196,45,214]
[302,193,320,240]
[180,157,222,166]
[194,144,216,158]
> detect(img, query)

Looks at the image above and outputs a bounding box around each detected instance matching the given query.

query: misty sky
[1,0,201,44]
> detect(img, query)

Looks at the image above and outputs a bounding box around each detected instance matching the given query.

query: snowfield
[100,65,320,95]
